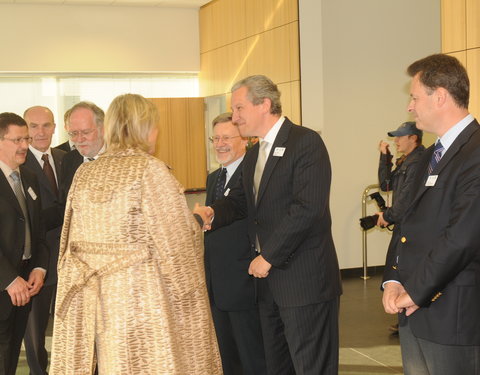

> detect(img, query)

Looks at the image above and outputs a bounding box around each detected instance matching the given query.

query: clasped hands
[382,282,419,316]
[6,269,45,306]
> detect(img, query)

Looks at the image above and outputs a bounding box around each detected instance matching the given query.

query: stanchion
[360,184,380,280]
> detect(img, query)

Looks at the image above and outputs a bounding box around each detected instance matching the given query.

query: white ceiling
[0,0,211,8]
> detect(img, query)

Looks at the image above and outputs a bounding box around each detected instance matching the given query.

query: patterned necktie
[10,171,32,259]
[42,154,58,197]
[254,140,269,201]
[427,141,444,175]
[214,168,227,201]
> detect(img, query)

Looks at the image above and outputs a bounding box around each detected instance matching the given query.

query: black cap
[387,121,422,137]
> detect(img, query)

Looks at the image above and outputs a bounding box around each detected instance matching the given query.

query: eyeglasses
[1,136,33,145]
[67,129,96,139]
[209,135,241,144]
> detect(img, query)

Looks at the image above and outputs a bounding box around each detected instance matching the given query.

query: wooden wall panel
[441,0,466,53]
[150,98,207,190]
[277,81,301,125]
[466,0,480,48]
[245,0,298,37]
[289,21,300,81]
[467,49,480,119]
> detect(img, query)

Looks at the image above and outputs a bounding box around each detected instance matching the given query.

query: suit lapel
[256,119,291,206]
[206,168,220,205]
[411,120,479,206]
[225,161,243,190]
[20,166,37,221]
[0,170,23,216]
[52,148,63,178]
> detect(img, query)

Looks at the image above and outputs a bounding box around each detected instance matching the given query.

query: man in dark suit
[382,54,480,375]
[22,106,66,375]
[0,112,49,375]
[195,75,342,375]
[204,112,266,375]
[58,101,105,203]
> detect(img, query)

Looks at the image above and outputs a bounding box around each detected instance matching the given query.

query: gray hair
[231,75,282,115]
[212,112,233,128]
[66,101,105,128]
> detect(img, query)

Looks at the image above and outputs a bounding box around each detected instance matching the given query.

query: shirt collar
[0,159,18,180]
[261,116,285,145]
[223,155,244,183]
[438,114,474,153]
[29,145,52,163]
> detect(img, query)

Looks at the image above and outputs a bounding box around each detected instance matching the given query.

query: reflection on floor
[16,271,402,375]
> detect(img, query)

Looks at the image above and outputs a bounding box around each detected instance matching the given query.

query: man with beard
[204,112,266,375]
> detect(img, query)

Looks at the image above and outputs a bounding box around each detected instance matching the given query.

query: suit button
[401,237,407,243]
[254,219,258,224]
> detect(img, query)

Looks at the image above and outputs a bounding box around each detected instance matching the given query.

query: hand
[27,269,45,297]
[396,291,419,316]
[193,203,214,231]
[6,277,31,306]
[378,140,390,154]
[376,212,389,227]
[382,282,405,314]
[248,255,272,278]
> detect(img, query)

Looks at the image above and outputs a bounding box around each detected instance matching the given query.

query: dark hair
[0,112,27,138]
[407,54,469,109]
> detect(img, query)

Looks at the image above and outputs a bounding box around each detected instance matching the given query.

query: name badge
[425,175,438,187]
[273,147,286,157]
[27,187,37,200]
[224,188,230,197]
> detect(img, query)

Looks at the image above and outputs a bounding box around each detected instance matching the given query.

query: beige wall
[0,4,199,72]
[299,0,441,269]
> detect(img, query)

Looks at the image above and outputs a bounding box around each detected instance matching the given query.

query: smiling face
[0,125,30,169]
[25,107,56,152]
[231,86,266,138]
[213,120,247,166]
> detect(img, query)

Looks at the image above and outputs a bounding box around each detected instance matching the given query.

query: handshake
[193,204,215,231]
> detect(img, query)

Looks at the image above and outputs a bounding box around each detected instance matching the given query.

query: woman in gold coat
[50,94,222,374]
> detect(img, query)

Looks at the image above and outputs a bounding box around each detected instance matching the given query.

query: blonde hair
[104,94,159,152]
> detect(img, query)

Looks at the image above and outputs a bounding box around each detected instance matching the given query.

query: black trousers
[210,303,267,375]
[257,278,339,375]
[24,283,56,375]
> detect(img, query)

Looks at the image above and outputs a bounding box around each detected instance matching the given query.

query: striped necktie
[427,141,444,175]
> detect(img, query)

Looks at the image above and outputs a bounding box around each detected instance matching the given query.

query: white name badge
[27,187,37,200]
[425,175,438,187]
[224,188,230,197]
[273,147,286,157]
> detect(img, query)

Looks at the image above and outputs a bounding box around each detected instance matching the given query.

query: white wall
[299,0,440,269]
[0,4,199,72]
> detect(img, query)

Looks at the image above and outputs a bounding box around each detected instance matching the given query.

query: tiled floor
[16,272,403,374]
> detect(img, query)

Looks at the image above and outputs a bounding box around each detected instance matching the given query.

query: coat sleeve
[378,153,394,191]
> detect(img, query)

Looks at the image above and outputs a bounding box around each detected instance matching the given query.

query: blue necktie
[214,168,227,201]
[428,141,444,175]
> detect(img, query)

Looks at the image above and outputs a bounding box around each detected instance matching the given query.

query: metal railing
[360,184,380,280]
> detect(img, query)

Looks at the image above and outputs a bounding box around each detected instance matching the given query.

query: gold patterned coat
[50,148,222,375]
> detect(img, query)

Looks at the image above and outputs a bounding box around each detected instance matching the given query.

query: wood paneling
[199,0,301,123]
[245,0,298,37]
[467,49,480,119]
[150,98,207,190]
[441,0,466,53]
[466,0,480,49]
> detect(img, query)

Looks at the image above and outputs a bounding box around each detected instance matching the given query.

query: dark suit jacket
[58,149,83,204]
[204,161,256,311]
[383,119,480,345]
[0,165,49,320]
[212,118,342,307]
[24,148,66,286]
[54,141,72,153]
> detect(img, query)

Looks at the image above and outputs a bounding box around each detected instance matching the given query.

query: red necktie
[42,154,59,197]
